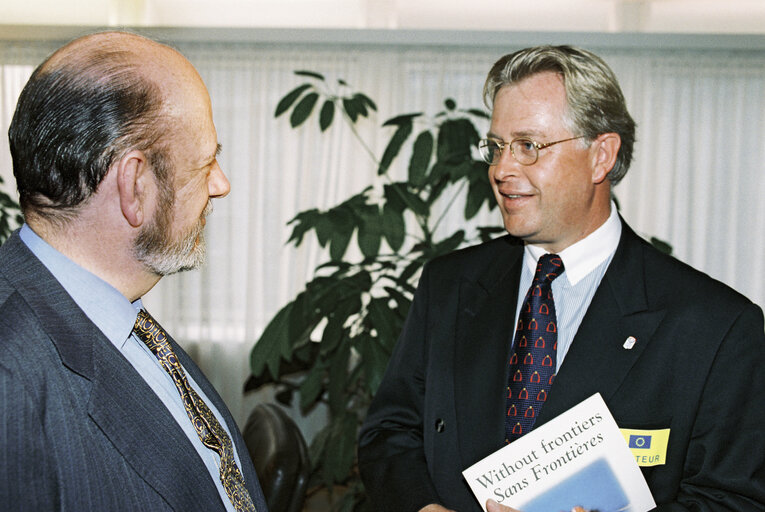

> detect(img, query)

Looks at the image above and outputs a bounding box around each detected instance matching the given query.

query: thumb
[486,499,521,512]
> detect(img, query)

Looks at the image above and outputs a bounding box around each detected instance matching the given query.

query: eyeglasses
[478,135,586,166]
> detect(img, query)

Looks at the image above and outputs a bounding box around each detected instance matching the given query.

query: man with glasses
[358,45,765,512]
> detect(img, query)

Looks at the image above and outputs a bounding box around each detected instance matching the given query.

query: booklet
[462,393,656,512]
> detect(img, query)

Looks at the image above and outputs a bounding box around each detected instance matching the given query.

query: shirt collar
[524,202,622,285]
[19,224,140,348]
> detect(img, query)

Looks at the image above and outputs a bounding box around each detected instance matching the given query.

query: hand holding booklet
[462,393,656,512]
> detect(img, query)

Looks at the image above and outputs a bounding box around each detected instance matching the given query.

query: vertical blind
[1,37,763,427]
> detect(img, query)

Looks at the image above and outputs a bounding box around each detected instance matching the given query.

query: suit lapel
[536,221,666,425]
[1,233,224,510]
[454,238,524,462]
[87,339,226,510]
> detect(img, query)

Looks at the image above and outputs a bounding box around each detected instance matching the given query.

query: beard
[133,183,213,276]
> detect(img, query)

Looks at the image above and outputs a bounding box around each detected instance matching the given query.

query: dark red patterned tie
[505,253,564,443]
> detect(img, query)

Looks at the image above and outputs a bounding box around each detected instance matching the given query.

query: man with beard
[0,32,268,511]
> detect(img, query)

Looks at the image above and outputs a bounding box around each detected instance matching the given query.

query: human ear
[591,133,621,184]
[116,150,150,227]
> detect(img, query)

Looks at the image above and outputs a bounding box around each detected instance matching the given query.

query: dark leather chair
[242,404,311,512]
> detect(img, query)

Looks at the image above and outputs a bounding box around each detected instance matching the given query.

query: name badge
[619,428,670,467]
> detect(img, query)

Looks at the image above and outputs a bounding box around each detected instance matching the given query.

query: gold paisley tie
[133,309,256,512]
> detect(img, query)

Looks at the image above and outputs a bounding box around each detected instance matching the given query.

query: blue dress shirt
[514,203,622,370]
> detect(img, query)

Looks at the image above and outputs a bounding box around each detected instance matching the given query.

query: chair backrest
[242,403,311,512]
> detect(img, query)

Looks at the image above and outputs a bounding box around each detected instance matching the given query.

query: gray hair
[483,45,636,184]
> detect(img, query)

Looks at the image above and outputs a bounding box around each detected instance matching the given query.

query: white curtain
[1,36,763,433]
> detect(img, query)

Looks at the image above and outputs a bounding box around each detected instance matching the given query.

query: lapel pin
[623,336,637,350]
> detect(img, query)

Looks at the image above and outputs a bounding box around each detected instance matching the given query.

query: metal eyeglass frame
[478,135,586,165]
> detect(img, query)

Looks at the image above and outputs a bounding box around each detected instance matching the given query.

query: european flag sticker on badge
[620,428,670,467]
[628,434,652,449]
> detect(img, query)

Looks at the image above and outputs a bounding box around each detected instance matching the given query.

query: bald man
[0,32,268,511]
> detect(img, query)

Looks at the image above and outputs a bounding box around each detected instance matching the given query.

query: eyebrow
[205,143,222,164]
[486,130,543,140]
[196,143,222,170]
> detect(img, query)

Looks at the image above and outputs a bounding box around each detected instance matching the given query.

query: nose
[490,150,522,182]
[208,161,230,198]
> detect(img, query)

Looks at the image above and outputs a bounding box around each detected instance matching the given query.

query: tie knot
[534,254,564,284]
[134,309,169,346]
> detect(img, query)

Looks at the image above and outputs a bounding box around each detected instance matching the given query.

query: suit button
[435,418,445,433]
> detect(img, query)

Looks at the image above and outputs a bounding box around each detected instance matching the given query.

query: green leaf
[323,413,357,485]
[342,97,359,123]
[382,112,422,127]
[383,183,407,213]
[329,227,353,261]
[367,298,400,351]
[352,94,369,117]
[399,260,425,288]
[381,203,405,252]
[465,160,493,219]
[274,83,312,118]
[287,208,321,246]
[299,362,326,411]
[397,187,429,217]
[357,207,383,258]
[378,121,413,174]
[250,296,307,379]
[478,226,507,243]
[357,93,377,112]
[327,207,355,260]
[290,91,320,128]
[314,213,335,248]
[650,237,673,255]
[308,272,369,320]
[383,286,412,313]
[294,70,326,81]
[437,118,479,164]
[318,316,346,356]
[327,343,351,415]
[431,230,465,258]
[319,100,335,131]
[356,336,393,394]
[465,182,486,220]
[408,130,433,186]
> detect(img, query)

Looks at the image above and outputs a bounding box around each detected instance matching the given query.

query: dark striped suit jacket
[0,231,268,511]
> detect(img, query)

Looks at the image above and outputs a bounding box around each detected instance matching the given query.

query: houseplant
[246,71,500,511]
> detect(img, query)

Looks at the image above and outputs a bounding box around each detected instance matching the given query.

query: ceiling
[2,0,765,34]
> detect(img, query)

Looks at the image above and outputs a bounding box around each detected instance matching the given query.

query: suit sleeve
[655,302,765,511]
[0,364,56,511]
[358,263,444,511]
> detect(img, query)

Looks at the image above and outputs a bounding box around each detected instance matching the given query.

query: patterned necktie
[133,310,256,512]
[505,253,564,443]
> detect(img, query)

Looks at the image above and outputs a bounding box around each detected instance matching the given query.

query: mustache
[202,200,213,218]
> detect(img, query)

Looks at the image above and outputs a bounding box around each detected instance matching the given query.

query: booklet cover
[462,393,656,512]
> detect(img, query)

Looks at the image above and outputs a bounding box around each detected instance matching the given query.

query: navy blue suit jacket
[359,220,765,511]
[0,231,268,511]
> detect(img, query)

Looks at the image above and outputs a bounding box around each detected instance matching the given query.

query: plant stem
[430,180,467,235]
